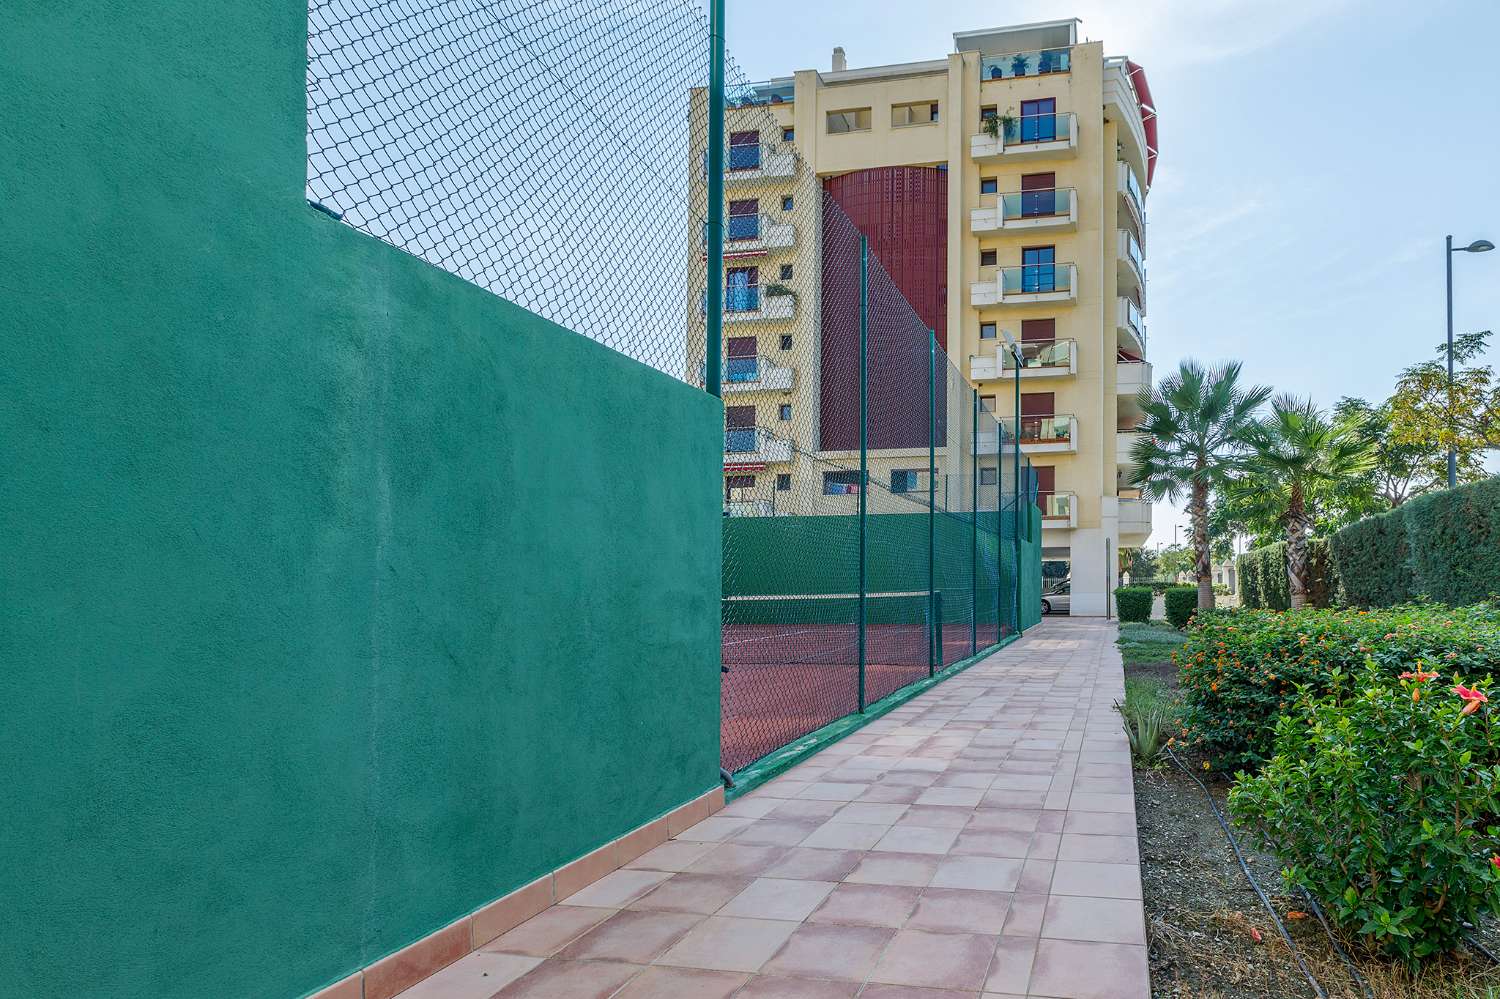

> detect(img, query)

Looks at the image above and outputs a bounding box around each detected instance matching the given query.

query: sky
[707,0,1500,549]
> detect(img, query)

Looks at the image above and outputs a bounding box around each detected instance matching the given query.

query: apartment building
[693,19,1157,617]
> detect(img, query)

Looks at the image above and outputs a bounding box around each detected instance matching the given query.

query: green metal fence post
[970,387,978,657]
[857,235,869,712]
[927,329,936,676]
[704,0,725,398]
[1013,360,1023,634]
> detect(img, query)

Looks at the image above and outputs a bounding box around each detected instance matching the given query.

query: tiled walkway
[400,618,1147,999]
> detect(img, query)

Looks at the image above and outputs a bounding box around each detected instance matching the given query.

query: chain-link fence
[305,0,1038,779]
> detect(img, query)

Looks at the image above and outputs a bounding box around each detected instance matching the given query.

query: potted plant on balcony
[763,282,796,302]
[983,107,1017,141]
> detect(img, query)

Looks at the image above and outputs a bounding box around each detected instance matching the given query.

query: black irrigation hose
[1464,931,1500,965]
[1162,744,1328,999]
[1296,886,1374,999]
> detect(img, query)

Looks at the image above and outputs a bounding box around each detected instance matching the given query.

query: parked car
[1042,580,1070,615]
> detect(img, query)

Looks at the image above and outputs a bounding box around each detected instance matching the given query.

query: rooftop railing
[980,47,1071,81]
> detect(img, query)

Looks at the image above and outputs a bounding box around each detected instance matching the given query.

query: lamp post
[998,328,1025,631]
[1445,236,1494,487]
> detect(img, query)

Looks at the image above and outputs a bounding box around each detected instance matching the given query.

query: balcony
[1117,229,1145,302]
[972,262,1077,307]
[1005,338,1076,378]
[1116,296,1146,356]
[724,499,776,517]
[979,47,1071,81]
[724,427,792,466]
[1040,491,1077,529]
[1117,161,1145,234]
[1116,359,1151,397]
[721,144,797,184]
[970,112,1078,162]
[1119,495,1152,540]
[1117,429,1147,468]
[707,214,796,256]
[724,291,797,324]
[970,188,1077,234]
[1008,414,1077,454]
[726,79,795,108]
[699,355,795,393]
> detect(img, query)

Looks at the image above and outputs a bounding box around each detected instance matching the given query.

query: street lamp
[998,327,1025,627]
[1445,236,1494,487]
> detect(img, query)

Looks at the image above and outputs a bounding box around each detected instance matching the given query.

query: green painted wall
[0,3,721,998]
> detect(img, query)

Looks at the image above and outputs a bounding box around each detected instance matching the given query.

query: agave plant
[1116,679,1176,766]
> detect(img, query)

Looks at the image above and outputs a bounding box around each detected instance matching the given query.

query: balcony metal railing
[1001,262,1074,295]
[980,47,1071,81]
[1003,339,1075,370]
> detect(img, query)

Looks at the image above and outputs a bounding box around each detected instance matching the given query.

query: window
[726,336,759,383]
[1021,247,1055,292]
[776,473,791,491]
[980,105,997,121]
[779,334,793,350]
[782,126,794,142]
[781,195,794,211]
[778,403,792,421]
[979,467,998,486]
[826,108,872,133]
[891,469,921,493]
[980,322,997,340]
[1021,318,1055,343]
[1019,98,1057,143]
[891,101,939,127]
[728,130,761,170]
[779,263,793,280]
[980,249,997,267]
[726,266,759,312]
[980,395,997,413]
[1019,173,1057,217]
[980,177,998,195]
[727,198,759,241]
[725,404,756,452]
[823,470,863,495]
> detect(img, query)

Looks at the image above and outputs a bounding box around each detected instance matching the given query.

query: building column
[1069,497,1120,617]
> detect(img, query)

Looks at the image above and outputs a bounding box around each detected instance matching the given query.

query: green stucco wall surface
[0,3,722,997]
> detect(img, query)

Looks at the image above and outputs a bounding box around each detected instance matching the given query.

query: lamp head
[1463,239,1495,253]
[997,327,1023,363]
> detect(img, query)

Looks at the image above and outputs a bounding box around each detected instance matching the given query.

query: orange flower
[1454,684,1489,716]
[1287,910,1308,920]
[1400,670,1438,682]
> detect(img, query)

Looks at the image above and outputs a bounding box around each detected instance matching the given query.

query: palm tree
[1130,361,1272,610]
[1231,396,1377,609]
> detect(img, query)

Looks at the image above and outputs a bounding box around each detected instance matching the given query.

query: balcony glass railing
[1000,263,1073,295]
[727,213,761,241]
[699,355,766,384]
[1010,415,1073,443]
[728,142,762,171]
[1122,297,1145,340]
[998,187,1073,221]
[1039,492,1074,519]
[1121,163,1144,217]
[725,427,765,453]
[994,112,1073,145]
[980,48,1071,81]
[1003,339,1074,370]
[726,80,795,108]
[1122,229,1145,276]
[725,285,760,313]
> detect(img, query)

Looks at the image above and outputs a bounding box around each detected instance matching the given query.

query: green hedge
[1403,477,1500,606]
[1237,539,1338,610]
[1164,586,1198,628]
[1114,587,1152,623]
[1325,477,1500,608]
[1329,507,1411,608]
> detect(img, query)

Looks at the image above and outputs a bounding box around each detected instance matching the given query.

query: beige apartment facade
[694,20,1157,616]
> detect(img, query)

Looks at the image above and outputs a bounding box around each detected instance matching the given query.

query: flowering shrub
[1229,665,1500,963]
[1176,604,1500,769]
